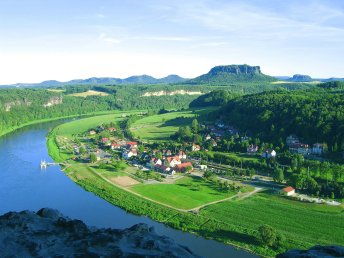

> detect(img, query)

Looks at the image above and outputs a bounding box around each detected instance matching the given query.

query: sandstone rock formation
[0,208,201,258]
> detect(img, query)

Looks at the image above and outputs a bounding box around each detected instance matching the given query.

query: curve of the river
[0,120,257,258]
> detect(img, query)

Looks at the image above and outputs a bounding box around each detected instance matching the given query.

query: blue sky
[0,0,343,84]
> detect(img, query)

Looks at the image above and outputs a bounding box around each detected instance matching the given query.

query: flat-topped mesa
[209,65,262,75]
[288,74,313,82]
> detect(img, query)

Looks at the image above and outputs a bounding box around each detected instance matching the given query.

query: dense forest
[217,85,344,154]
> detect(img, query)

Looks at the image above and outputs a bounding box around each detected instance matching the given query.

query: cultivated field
[201,192,344,249]
[69,90,110,97]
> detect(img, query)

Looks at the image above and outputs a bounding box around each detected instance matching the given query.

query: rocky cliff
[287,74,313,82]
[0,208,201,258]
[188,64,276,85]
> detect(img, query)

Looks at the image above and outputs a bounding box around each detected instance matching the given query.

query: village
[62,115,341,207]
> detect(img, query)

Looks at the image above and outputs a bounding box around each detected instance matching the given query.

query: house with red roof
[280,186,295,196]
[126,141,138,149]
[175,162,193,173]
[166,156,181,168]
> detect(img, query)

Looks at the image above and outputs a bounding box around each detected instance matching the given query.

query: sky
[0,0,344,84]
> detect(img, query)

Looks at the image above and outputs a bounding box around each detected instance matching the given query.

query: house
[122,148,138,159]
[247,145,259,154]
[312,143,324,155]
[178,150,187,159]
[148,158,162,169]
[101,137,111,146]
[262,149,276,158]
[166,156,181,167]
[211,139,217,147]
[289,143,310,155]
[109,127,116,132]
[126,141,138,149]
[162,149,172,156]
[111,142,121,150]
[192,144,201,152]
[89,130,96,135]
[205,134,212,141]
[280,186,295,196]
[175,162,193,172]
[286,134,300,146]
[154,165,175,175]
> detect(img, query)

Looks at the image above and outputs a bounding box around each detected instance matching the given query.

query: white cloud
[99,33,121,44]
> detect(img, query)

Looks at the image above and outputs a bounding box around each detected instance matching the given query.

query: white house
[289,143,310,155]
[148,158,162,169]
[166,156,181,167]
[122,148,138,160]
[280,186,295,196]
[262,149,276,158]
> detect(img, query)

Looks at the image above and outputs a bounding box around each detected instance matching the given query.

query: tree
[191,119,199,133]
[79,146,85,155]
[273,167,284,183]
[258,225,277,247]
[90,153,97,163]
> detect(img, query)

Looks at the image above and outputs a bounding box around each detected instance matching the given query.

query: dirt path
[187,187,263,213]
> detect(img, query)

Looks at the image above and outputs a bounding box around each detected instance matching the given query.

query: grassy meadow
[131,175,237,210]
[130,109,210,141]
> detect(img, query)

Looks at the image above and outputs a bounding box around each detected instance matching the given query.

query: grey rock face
[209,65,262,75]
[276,245,344,258]
[0,208,201,258]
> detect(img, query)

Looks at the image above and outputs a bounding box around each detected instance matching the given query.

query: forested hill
[187,64,276,85]
[217,85,344,153]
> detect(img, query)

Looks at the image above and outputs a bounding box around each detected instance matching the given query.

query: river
[0,120,257,258]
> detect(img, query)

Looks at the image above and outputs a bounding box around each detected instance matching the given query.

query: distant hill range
[275,74,344,83]
[1,74,187,88]
[187,64,276,85]
[1,64,343,88]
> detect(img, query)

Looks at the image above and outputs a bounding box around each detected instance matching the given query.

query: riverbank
[0,110,124,138]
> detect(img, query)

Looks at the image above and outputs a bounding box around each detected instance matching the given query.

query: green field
[54,111,140,138]
[201,192,344,249]
[130,109,207,141]
[131,176,237,209]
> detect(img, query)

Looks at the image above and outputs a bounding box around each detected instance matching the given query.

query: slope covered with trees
[219,86,344,153]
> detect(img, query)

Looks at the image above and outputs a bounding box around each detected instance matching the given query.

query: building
[175,162,193,172]
[122,148,138,160]
[192,144,201,152]
[148,158,162,169]
[166,156,181,167]
[126,141,138,149]
[280,186,295,196]
[247,144,259,154]
[178,150,187,160]
[154,165,175,175]
[89,130,96,135]
[312,143,324,155]
[262,149,276,158]
[108,127,116,132]
[289,143,310,155]
[111,142,121,150]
